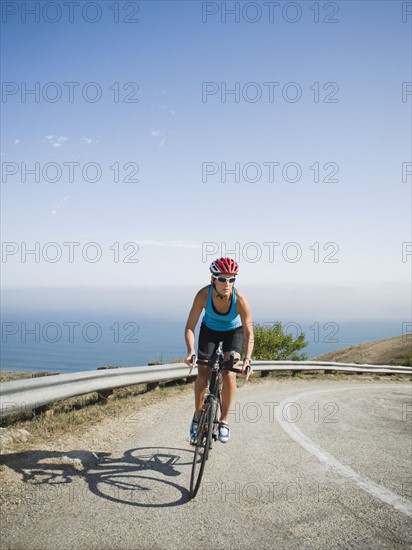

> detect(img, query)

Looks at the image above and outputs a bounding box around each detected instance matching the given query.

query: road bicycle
[189,342,251,499]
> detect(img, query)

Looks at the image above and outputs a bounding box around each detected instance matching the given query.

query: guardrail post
[260,371,269,378]
[30,376,58,417]
[97,389,115,403]
[147,362,163,391]
[96,367,120,402]
[33,404,54,417]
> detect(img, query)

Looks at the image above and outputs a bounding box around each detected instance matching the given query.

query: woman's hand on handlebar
[185,354,197,368]
[242,360,253,381]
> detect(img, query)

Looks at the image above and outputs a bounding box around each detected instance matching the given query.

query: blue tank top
[202,286,242,331]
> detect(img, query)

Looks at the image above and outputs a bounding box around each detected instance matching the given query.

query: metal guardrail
[0,364,193,418]
[256,360,412,373]
[1,361,411,418]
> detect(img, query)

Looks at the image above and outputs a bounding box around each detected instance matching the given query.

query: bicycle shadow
[1,446,194,508]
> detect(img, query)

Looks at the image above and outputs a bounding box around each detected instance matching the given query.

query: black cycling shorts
[197,323,244,361]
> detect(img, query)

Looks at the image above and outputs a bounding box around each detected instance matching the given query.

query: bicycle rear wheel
[190,397,215,499]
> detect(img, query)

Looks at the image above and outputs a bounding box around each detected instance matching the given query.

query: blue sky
[1,0,411,324]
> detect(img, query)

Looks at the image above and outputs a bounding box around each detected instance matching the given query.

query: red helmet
[209,257,239,275]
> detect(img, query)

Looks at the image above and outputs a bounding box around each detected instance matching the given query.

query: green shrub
[401,352,412,367]
[251,322,308,361]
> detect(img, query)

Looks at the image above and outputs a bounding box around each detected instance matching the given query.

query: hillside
[314,334,411,365]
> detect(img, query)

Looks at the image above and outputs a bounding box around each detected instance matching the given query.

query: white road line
[275,384,412,517]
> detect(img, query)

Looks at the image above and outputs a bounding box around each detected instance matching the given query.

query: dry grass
[314,334,412,365]
[0,371,34,383]
[0,379,190,442]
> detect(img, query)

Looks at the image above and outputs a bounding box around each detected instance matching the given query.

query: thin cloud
[44,135,68,148]
[13,139,20,145]
[50,196,70,216]
[151,129,170,147]
[80,136,97,145]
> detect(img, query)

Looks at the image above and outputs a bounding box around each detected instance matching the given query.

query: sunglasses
[213,275,237,284]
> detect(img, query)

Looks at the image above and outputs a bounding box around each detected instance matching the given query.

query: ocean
[0,313,408,374]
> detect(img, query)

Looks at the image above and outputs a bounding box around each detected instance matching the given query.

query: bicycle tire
[211,379,221,446]
[208,370,222,447]
[190,397,215,499]
[204,397,215,461]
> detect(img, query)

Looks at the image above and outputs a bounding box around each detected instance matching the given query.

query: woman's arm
[237,291,254,376]
[184,287,207,365]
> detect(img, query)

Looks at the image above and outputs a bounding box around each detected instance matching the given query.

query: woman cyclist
[184,257,254,443]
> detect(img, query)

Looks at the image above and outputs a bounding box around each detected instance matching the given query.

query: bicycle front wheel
[190,397,215,499]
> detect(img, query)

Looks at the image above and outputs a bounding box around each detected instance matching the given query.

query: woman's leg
[194,324,218,416]
[220,326,244,424]
[220,351,240,422]
[194,364,209,416]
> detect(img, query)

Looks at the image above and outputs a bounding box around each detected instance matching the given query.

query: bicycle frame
[198,341,243,419]
[204,345,224,406]
[189,342,244,498]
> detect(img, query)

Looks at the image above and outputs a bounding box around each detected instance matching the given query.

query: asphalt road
[1,378,411,549]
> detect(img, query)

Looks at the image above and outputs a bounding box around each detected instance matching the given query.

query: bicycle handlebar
[189,343,251,378]
[196,358,251,376]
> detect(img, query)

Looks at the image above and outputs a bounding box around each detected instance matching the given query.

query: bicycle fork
[209,372,222,444]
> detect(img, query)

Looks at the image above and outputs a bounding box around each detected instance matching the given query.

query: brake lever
[241,364,251,386]
[188,354,196,375]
